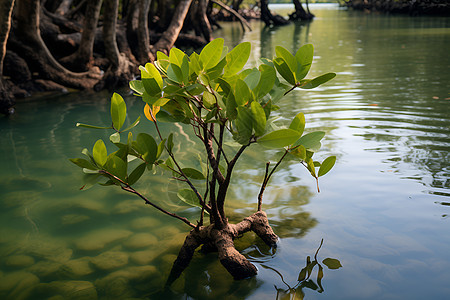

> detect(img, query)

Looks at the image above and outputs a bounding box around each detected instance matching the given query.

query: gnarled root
[166,211,277,286]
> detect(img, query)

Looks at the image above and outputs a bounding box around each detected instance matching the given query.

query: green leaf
[104,155,127,181]
[110,132,120,143]
[153,98,171,107]
[128,163,146,185]
[293,131,325,152]
[156,139,165,159]
[199,38,224,70]
[295,44,314,80]
[234,79,252,106]
[275,46,298,76]
[167,133,174,153]
[224,42,251,77]
[169,47,186,67]
[299,73,336,89]
[322,258,342,270]
[189,52,202,75]
[289,112,305,135]
[273,57,296,85]
[289,145,306,160]
[254,64,276,99]
[111,92,127,131]
[306,157,316,177]
[235,106,253,144]
[140,63,163,96]
[167,63,184,84]
[257,129,301,148]
[318,156,336,177]
[203,91,216,108]
[93,139,107,166]
[182,168,206,180]
[129,80,144,95]
[69,158,97,170]
[177,189,201,208]
[122,116,141,132]
[243,68,261,90]
[136,133,158,164]
[251,101,266,137]
[76,123,112,130]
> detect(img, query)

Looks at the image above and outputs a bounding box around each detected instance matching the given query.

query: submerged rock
[129,217,160,230]
[129,249,163,266]
[0,271,40,300]
[60,214,90,225]
[5,255,35,268]
[57,257,94,279]
[91,251,129,271]
[123,233,157,250]
[74,228,132,252]
[27,260,62,279]
[34,280,97,300]
[23,238,73,263]
[111,199,145,214]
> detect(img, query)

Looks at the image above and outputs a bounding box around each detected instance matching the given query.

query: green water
[1,4,449,299]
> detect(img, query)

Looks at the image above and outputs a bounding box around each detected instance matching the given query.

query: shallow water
[1,4,449,300]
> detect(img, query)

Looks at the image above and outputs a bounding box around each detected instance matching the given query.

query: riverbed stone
[0,271,40,300]
[154,226,181,240]
[74,228,132,252]
[61,214,90,225]
[129,248,163,265]
[111,199,144,214]
[5,255,35,268]
[123,233,157,250]
[34,280,97,300]
[91,251,129,271]
[24,238,72,263]
[57,257,94,279]
[27,260,62,279]
[129,217,160,230]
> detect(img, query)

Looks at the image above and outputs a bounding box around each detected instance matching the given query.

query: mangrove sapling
[70,39,336,284]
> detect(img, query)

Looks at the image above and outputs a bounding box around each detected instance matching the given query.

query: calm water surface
[1,4,449,299]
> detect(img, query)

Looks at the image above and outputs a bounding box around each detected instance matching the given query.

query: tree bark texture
[260,0,289,27]
[137,0,153,64]
[0,0,15,114]
[166,211,278,285]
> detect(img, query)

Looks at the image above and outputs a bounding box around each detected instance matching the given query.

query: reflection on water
[1,4,450,300]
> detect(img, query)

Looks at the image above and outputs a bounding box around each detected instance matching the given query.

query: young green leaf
[295,44,314,80]
[93,139,107,167]
[140,63,163,96]
[318,156,336,177]
[275,46,298,75]
[104,155,127,181]
[199,38,224,70]
[121,116,141,132]
[136,133,158,164]
[257,129,301,148]
[76,123,112,130]
[234,79,252,106]
[167,133,174,153]
[224,42,251,77]
[110,132,120,143]
[289,145,307,160]
[129,80,145,95]
[111,93,127,131]
[69,158,98,170]
[253,64,276,99]
[289,112,305,135]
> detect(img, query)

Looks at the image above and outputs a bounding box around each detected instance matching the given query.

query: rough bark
[152,0,193,54]
[211,0,252,32]
[0,0,15,115]
[13,0,100,89]
[59,0,103,71]
[166,211,278,285]
[198,0,213,42]
[100,0,135,90]
[137,0,154,64]
[55,0,72,16]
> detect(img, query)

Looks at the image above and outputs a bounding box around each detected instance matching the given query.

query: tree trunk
[137,0,154,64]
[198,0,213,42]
[260,0,289,27]
[0,0,15,115]
[12,0,100,89]
[166,211,278,285]
[55,0,73,15]
[100,0,136,89]
[59,0,103,71]
[152,0,193,54]
[289,0,314,21]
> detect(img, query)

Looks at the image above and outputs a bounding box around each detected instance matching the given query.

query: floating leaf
[322,258,342,270]
[111,93,127,131]
[318,156,336,177]
[257,129,301,148]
